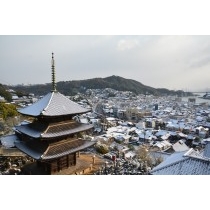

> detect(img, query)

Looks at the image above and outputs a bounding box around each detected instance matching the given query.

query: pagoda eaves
[18,91,90,117]
[15,139,95,160]
[15,121,93,139]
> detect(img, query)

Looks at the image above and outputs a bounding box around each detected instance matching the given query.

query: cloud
[117,39,139,51]
[1,35,210,91]
[190,55,210,68]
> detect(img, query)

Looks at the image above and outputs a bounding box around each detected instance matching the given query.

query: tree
[0,84,12,102]
[136,145,153,167]
[136,145,163,167]
[0,103,18,120]
[95,143,109,154]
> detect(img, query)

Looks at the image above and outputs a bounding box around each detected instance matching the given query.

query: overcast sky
[0,35,210,92]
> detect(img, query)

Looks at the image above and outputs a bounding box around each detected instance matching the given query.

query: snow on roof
[151,151,187,171]
[125,151,135,158]
[179,131,187,137]
[155,130,168,137]
[129,127,136,132]
[172,140,189,152]
[80,118,89,124]
[18,91,89,117]
[166,123,179,129]
[106,117,116,121]
[154,140,172,149]
[161,133,171,140]
[203,138,210,142]
[15,122,93,139]
[203,142,210,158]
[0,134,20,148]
[151,157,210,175]
[151,147,210,175]
[107,125,129,135]
[196,116,203,121]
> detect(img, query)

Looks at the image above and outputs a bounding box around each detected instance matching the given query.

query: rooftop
[15,138,96,160]
[18,91,90,117]
[150,149,210,175]
[15,120,93,139]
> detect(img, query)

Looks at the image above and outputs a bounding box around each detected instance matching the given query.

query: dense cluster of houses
[1,87,210,174]
[82,88,210,174]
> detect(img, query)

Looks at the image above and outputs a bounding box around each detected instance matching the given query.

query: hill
[8,75,191,97]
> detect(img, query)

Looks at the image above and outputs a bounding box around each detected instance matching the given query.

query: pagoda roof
[15,120,93,139]
[18,91,90,117]
[0,134,20,148]
[15,139,96,160]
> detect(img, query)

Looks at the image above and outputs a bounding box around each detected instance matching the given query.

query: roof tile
[18,91,90,117]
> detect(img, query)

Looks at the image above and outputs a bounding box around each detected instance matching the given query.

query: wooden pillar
[74,153,77,165]
[57,159,60,172]
[92,155,95,164]
[67,155,70,168]
[48,163,52,175]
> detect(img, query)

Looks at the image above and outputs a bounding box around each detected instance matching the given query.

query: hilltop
[8,75,191,97]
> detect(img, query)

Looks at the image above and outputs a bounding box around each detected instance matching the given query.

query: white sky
[1,35,210,92]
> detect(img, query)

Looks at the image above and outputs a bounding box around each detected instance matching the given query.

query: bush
[95,143,109,154]
[128,144,135,151]
[0,103,18,120]
[0,84,12,102]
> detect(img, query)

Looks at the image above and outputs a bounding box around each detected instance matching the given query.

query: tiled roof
[18,91,90,117]
[15,121,93,139]
[0,134,20,148]
[15,139,96,160]
[203,142,210,158]
[42,139,96,160]
[151,157,210,175]
[151,151,187,171]
[16,122,48,138]
[172,140,189,152]
[150,149,210,175]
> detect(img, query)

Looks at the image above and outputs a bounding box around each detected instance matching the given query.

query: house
[164,139,189,153]
[172,140,189,152]
[153,140,172,151]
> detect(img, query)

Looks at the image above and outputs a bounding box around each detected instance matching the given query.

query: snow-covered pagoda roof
[15,139,96,160]
[18,53,90,117]
[18,91,90,117]
[15,120,93,139]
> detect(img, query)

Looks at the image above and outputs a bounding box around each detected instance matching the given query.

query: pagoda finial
[51,52,57,92]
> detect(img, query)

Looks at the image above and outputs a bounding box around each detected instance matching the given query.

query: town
[1,83,210,175]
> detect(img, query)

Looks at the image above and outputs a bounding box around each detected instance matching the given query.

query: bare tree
[136,145,153,167]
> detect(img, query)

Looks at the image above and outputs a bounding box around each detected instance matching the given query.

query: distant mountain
[8,75,191,97]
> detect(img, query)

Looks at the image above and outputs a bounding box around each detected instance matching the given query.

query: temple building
[3,53,96,174]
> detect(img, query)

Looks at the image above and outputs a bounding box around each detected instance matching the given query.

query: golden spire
[51,52,57,92]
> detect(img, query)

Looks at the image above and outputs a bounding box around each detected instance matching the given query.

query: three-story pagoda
[14,53,95,174]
